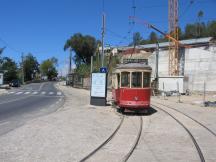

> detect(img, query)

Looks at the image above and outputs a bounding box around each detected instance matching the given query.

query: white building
[114,37,216,92]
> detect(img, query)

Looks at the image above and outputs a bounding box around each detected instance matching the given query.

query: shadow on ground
[117,107,157,116]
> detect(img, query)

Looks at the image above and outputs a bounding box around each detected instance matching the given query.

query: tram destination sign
[123,59,148,65]
[91,73,106,97]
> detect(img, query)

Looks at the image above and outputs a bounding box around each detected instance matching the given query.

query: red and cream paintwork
[112,63,152,112]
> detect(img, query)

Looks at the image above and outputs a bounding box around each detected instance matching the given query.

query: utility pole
[69,49,72,74]
[155,42,159,90]
[101,13,105,67]
[21,53,25,84]
[90,56,93,73]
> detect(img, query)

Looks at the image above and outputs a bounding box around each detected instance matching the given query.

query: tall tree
[1,57,18,83]
[23,53,39,81]
[184,24,197,39]
[0,47,6,55]
[132,32,143,46]
[64,33,98,67]
[40,57,58,80]
[149,32,158,43]
[197,10,204,37]
[207,21,216,38]
[0,47,6,68]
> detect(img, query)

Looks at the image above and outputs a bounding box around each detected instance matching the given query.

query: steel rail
[152,102,216,137]
[79,115,125,162]
[153,105,205,162]
[122,116,143,162]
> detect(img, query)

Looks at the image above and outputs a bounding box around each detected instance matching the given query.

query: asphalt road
[0,82,64,136]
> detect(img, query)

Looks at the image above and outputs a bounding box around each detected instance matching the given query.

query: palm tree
[64,39,73,74]
[197,10,204,37]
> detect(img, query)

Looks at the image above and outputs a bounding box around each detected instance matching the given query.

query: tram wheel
[117,108,125,114]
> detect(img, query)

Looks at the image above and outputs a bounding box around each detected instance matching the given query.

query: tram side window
[121,72,130,87]
[132,72,142,88]
[143,72,151,87]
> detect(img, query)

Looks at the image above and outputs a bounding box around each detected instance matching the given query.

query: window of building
[143,72,150,87]
[132,72,142,88]
[121,72,130,87]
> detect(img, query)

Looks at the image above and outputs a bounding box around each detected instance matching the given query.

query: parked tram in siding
[112,59,152,113]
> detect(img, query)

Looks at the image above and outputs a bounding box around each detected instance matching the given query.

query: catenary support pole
[91,56,93,73]
[69,49,72,74]
[203,81,206,104]
[22,53,25,84]
[155,41,159,90]
[101,13,105,67]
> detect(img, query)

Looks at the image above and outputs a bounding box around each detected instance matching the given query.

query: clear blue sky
[0,0,215,74]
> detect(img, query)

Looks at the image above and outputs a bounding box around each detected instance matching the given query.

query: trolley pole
[101,13,105,67]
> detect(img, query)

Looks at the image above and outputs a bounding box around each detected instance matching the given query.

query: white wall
[148,44,216,92]
[184,46,216,91]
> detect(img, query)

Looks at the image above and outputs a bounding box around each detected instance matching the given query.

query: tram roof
[115,63,152,70]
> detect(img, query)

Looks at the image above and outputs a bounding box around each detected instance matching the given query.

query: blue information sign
[100,67,107,73]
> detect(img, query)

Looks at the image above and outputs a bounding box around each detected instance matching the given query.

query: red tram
[112,60,152,113]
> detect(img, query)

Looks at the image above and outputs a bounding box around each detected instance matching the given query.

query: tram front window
[143,72,151,87]
[121,72,130,87]
[132,72,142,88]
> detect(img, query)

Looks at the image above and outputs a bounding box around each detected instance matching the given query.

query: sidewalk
[0,89,7,95]
[0,82,120,162]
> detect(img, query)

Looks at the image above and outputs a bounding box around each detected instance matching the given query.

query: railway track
[79,115,143,162]
[152,104,205,162]
[152,102,216,137]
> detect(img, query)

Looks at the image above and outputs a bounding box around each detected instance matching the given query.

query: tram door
[112,73,120,102]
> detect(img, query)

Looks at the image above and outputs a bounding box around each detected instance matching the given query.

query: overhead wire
[0,37,23,53]
[179,0,195,19]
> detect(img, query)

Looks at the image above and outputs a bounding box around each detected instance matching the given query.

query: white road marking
[39,83,45,91]
[41,91,46,95]
[32,91,38,95]
[49,92,54,95]
[16,92,23,95]
[0,121,10,126]
[0,96,31,105]
[57,92,62,95]
[24,92,30,94]
[8,92,15,94]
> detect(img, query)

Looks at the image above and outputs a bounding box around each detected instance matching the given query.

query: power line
[106,28,130,40]
[179,0,195,19]
[0,37,22,53]
[138,4,167,10]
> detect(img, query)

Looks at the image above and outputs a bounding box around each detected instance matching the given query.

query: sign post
[100,67,107,73]
[90,72,107,106]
